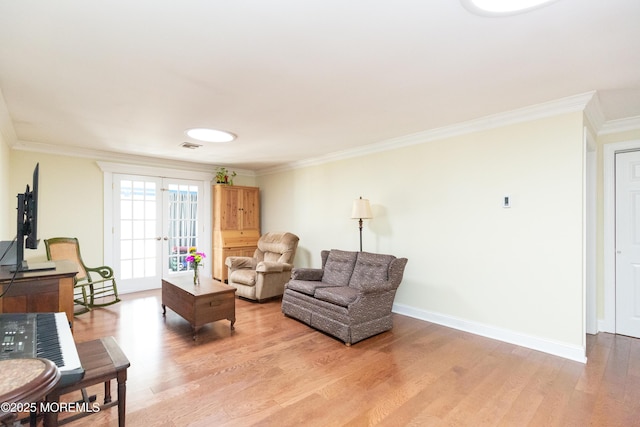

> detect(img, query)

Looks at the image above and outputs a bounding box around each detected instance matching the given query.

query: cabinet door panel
[242,188,260,231]
[220,187,240,230]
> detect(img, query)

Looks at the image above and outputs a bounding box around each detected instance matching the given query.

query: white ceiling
[0,0,639,172]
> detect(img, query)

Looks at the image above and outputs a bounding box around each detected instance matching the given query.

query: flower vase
[193,264,200,285]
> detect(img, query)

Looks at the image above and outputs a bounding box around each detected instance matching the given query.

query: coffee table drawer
[194,292,235,326]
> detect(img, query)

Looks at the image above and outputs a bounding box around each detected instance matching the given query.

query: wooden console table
[0,260,77,329]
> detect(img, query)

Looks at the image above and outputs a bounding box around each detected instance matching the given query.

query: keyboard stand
[43,336,130,427]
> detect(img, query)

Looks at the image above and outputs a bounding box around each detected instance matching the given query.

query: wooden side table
[0,358,60,427]
[43,336,130,427]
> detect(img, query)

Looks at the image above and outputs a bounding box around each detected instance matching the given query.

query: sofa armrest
[359,281,394,294]
[225,256,256,270]
[256,261,285,273]
[291,268,324,281]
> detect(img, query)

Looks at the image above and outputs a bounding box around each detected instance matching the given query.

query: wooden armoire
[212,185,260,282]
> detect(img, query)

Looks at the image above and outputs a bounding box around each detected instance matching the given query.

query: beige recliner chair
[225,232,299,302]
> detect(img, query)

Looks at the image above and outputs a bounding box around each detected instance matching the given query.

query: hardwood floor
[59,290,640,426]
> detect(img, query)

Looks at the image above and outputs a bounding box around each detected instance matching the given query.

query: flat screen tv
[11,163,54,272]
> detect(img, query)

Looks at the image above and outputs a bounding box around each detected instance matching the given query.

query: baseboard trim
[598,319,613,334]
[392,303,587,363]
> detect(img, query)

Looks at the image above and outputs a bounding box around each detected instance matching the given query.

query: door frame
[98,161,214,294]
[603,139,640,333]
[585,127,597,335]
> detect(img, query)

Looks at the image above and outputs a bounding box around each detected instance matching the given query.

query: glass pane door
[165,182,201,276]
[113,174,204,292]
[114,175,163,292]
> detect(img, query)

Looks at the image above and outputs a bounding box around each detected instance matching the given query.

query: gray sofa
[281,249,408,345]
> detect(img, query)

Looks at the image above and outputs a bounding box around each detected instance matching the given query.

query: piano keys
[0,312,84,387]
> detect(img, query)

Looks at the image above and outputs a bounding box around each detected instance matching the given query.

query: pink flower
[186,251,206,265]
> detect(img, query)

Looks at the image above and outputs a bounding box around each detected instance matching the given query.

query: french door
[113,174,204,293]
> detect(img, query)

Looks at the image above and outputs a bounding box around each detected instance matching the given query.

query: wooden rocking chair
[45,237,120,315]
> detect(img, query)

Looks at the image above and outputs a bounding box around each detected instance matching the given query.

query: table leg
[104,380,112,404]
[117,373,127,427]
[162,304,166,316]
[42,396,59,427]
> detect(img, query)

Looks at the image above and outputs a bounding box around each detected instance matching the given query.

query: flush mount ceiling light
[185,128,236,143]
[461,0,559,16]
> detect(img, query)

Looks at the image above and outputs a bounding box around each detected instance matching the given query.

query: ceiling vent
[180,142,202,149]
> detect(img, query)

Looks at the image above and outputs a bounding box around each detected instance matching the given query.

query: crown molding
[96,161,216,181]
[599,115,640,135]
[583,91,605,134]
[10,89,632,178]
[258,91,596,176]
[11,139,255,177]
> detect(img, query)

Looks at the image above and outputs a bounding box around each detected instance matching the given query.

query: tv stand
[0,260,77,329]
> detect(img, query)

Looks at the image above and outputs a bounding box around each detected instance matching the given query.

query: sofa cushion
[286,279,341,296]
[291,268,324,281]
[314,286,358,307]
[349,252,395,290]
[322,250,358,286]
[229,269,256,286]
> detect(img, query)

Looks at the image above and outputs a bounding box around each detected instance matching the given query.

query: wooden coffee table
[161,275,236,340]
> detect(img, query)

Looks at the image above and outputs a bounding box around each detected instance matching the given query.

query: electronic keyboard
[0,312,84,387]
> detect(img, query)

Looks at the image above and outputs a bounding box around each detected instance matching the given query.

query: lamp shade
[351,197,373,219]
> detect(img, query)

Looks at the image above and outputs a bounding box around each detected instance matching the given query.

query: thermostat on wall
[503,195,511,208]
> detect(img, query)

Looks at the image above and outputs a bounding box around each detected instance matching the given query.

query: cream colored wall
[224,174,256,187]
[258,112,586,348]
[2,112,588,350]
[0,132,10,237]
[7,151,105,266]
[5,154,257,268]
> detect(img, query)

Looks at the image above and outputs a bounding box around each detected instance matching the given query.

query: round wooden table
[0,358,60,426]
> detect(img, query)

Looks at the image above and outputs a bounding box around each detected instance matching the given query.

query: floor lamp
[351,196,373,252]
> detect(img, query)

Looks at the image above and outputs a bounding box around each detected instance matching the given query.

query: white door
[615,151,640,338]
[113,175,204,293]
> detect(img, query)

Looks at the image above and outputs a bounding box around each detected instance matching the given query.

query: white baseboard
[392,303,587,363]
[598,319,614,334]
